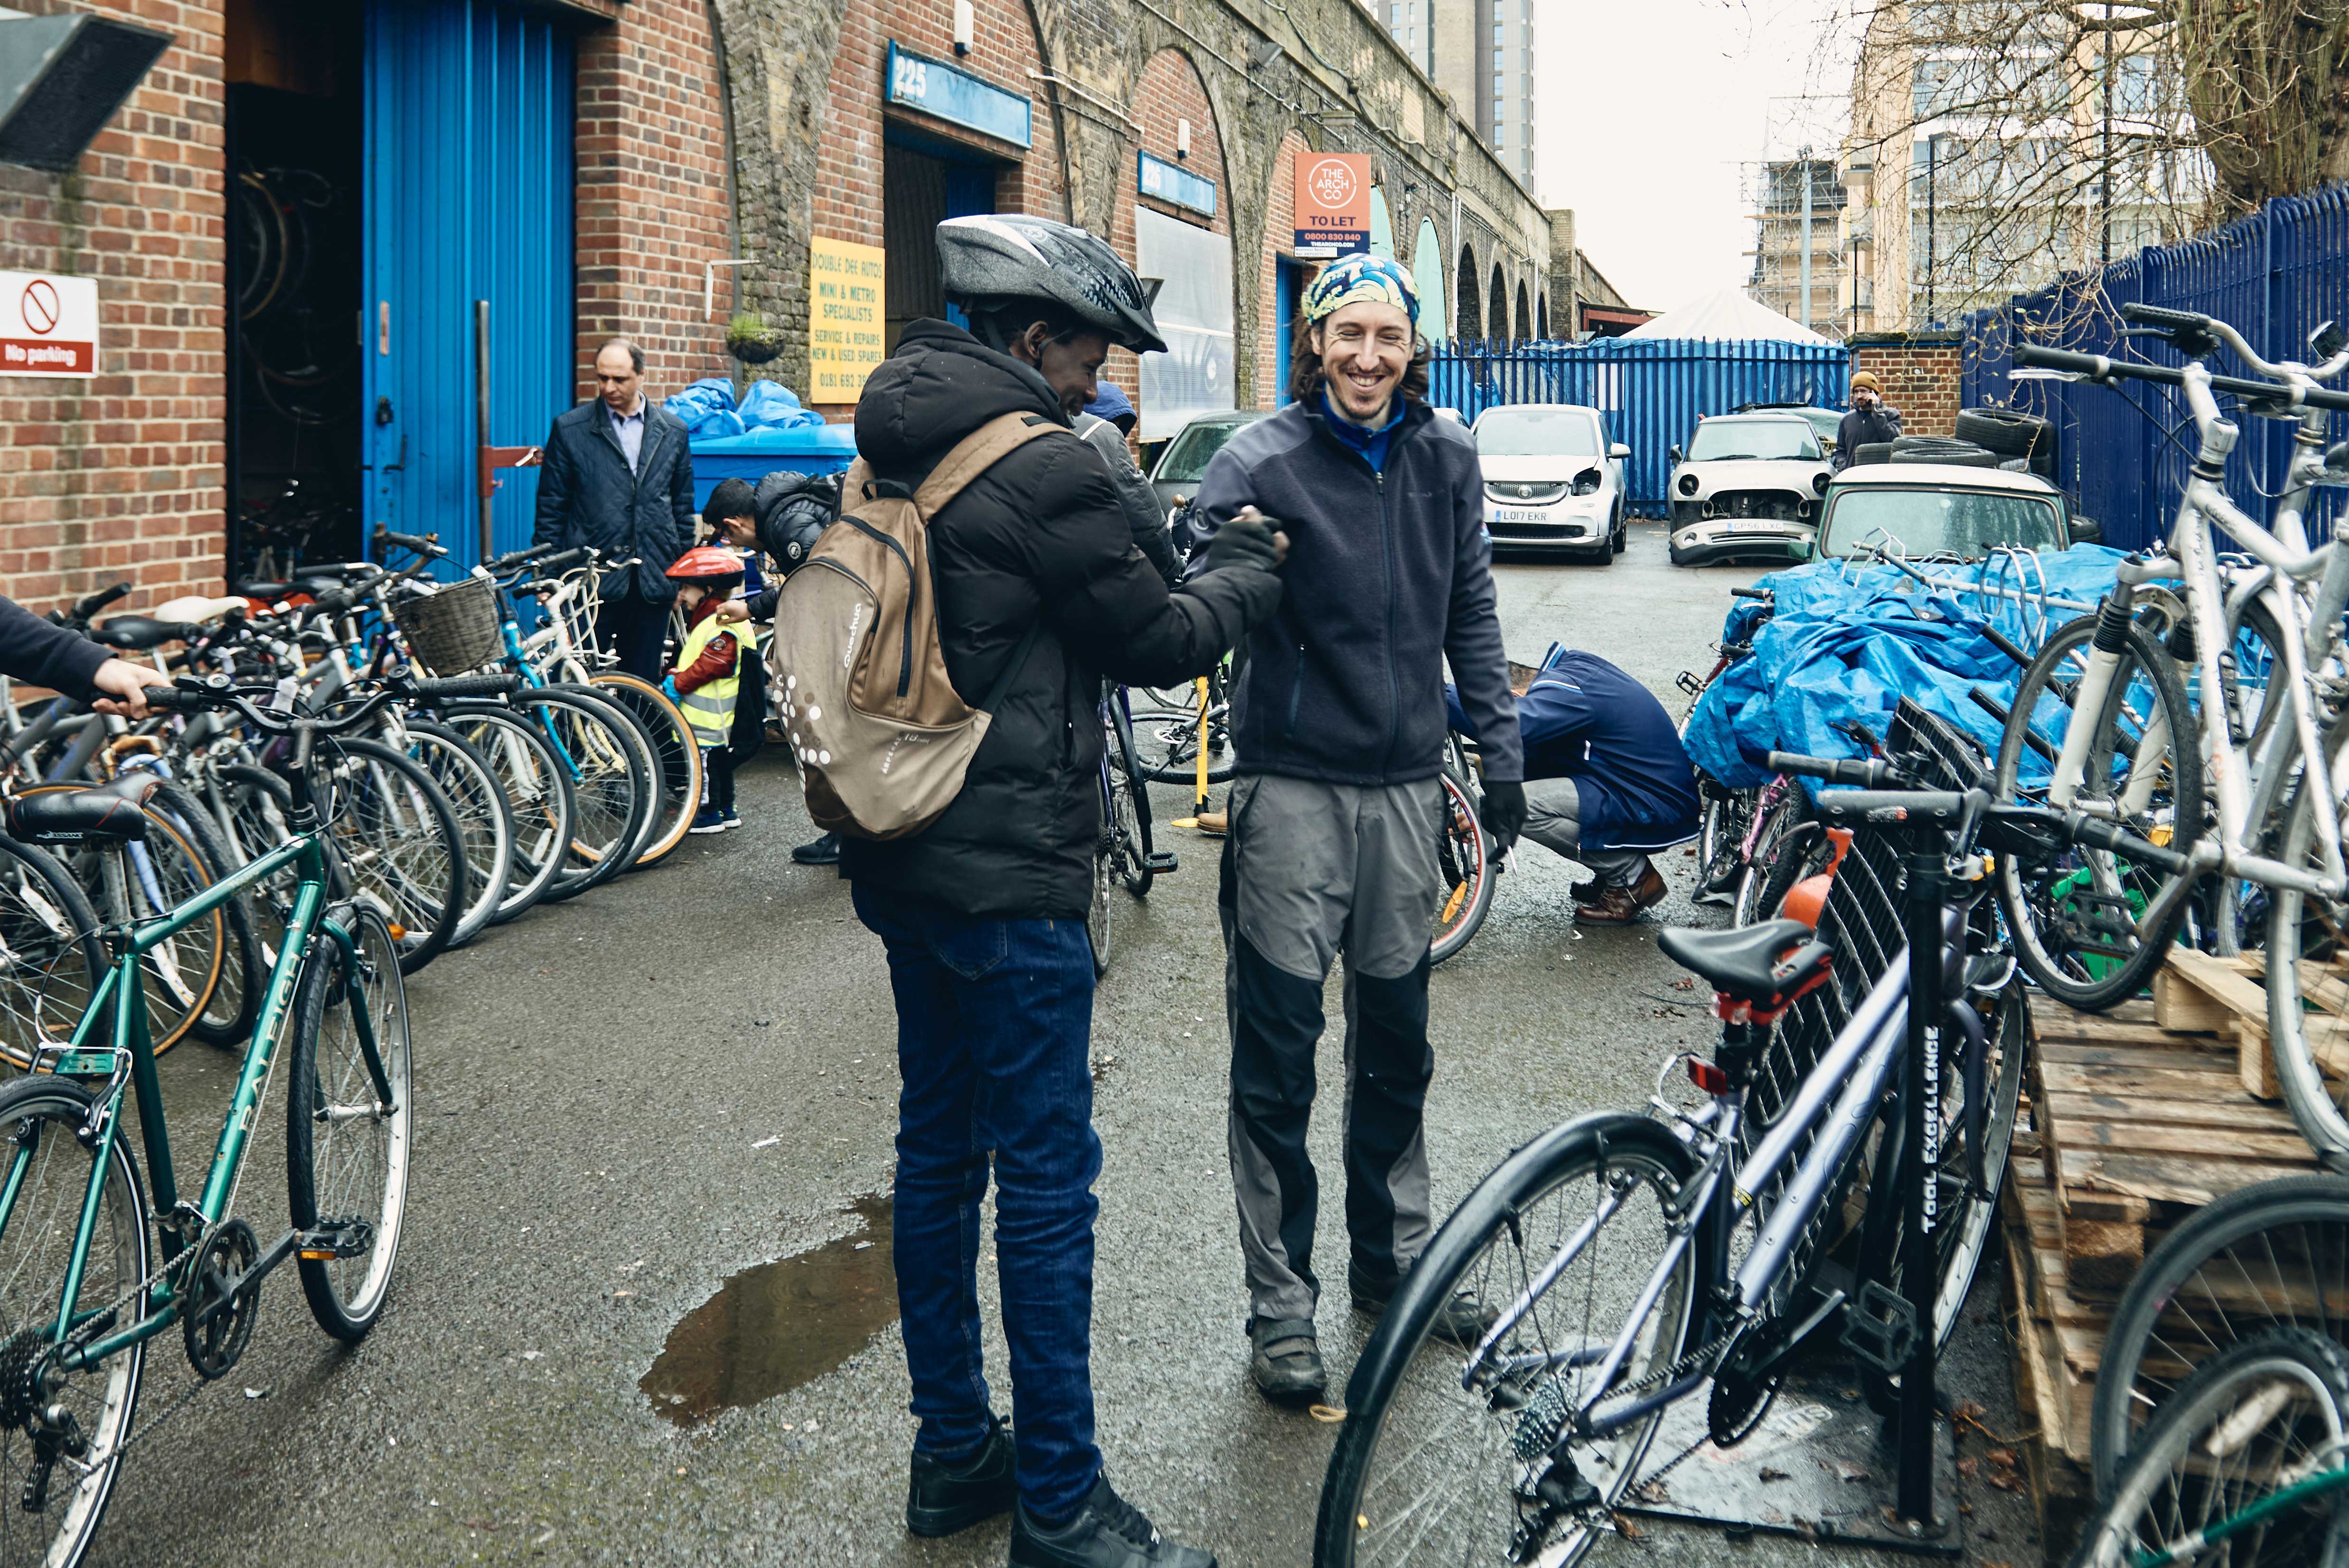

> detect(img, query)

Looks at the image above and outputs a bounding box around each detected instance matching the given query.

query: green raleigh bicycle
[0,666,504,1567]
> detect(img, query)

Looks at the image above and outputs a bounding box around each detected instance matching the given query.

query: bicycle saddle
[88,615,202,651]
[1657,919,1835,1017]
[5,774,160,845]
[233,578,334,602]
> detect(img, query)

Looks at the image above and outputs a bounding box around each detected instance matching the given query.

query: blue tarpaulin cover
[663,377,824,440]
[1681,547,2128,793]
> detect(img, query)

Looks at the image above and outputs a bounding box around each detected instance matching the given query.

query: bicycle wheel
[1130,672,1240,785]
[0,836,100,1071]
[1087,806,1112,978]
[552,683,666,872]
[286,905,412,1341]
[142,780,263,1050]
[324,739,463,976]
[1106,699,1154,897]
[588,673,701,869]
[1316,1114,1699,1568]
[1732,786,1811,928]
[0,1075,148,1566]
[2091,1175,2349,1493]
[1429,770,1494,967]
[1694,777,1753,901]
[395,723,512,948]
[2076,1328,2349,1568]
[26,793,226,1057]
[432,705,575,924]
[1993,611,2203,1010]
[528,690,650,903]
[206,764,298,970]
[2263,717,2349,1164]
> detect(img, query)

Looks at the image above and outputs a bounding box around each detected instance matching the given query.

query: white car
[1666,413,1834,567]
[1471,404,1632,561]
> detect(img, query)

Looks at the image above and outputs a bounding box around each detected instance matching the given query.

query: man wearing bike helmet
[844,214,1284,1568]
[1187,253,1524,1407]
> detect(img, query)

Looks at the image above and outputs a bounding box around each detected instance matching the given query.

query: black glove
[1480,778,1527,854]
[1201,512,1283,575]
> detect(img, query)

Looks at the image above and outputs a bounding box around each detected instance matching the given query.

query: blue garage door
[364,0,573,573]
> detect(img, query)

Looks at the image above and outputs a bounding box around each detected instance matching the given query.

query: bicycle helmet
[937,215,1168,355]
[666,546,745,589]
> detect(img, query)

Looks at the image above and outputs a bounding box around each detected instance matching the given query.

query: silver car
[1472,404,1632,560]
[1666,413,1834,567]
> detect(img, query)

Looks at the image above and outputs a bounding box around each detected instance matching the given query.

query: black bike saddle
[88,615,202,651]
[1657,919,1834,1012]
[6,774,160,845]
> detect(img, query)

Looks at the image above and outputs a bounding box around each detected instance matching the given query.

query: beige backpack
[768,412,1060,840]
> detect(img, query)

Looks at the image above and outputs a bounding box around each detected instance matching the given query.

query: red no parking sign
[0,272,96,376]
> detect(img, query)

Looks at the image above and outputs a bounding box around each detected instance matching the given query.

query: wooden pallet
[2153,947,2349,1100]
[2001,1133,2096,1567]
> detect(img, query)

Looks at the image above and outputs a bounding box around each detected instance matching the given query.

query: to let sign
[0,272,96,377]
[808,238,887,402]
[1293,153,1370,259]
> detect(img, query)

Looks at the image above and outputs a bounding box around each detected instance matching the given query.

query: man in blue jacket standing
[1190,255,1525,1404]
[531,339,697,680]
[1446,645,1698,924]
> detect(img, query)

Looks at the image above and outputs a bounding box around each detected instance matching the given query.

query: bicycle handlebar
[372,527,444,558]
[486,543,558,573]
[2012,345,2349,412]
[71,582,132,621]
[1766,751,1900,787]
[1729,586,1773,601]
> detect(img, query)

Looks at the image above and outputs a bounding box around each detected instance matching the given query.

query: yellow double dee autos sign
[809,237,886,401]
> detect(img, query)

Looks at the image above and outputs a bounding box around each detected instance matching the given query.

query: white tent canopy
[1621,288,1833,344]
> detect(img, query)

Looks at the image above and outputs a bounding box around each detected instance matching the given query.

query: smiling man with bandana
[1187,253,1525,1404]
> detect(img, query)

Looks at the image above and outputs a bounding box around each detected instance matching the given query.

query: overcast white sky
[1533,0,1861,312]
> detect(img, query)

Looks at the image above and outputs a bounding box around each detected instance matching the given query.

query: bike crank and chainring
[180,1218,261,1380]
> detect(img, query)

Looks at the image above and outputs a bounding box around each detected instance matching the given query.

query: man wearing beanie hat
[1834,370,1903,469]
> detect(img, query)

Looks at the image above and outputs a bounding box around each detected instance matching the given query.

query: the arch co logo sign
[0,272,95,377]
[1294,153,1369,259]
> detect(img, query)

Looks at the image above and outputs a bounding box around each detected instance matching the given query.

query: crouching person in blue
[1445,645,1698,925]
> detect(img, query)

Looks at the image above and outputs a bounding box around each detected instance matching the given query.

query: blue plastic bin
[688,424,857,510]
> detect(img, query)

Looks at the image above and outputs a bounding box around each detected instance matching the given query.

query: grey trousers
[1523,776,1651,888]
[1221,774,1443,1324]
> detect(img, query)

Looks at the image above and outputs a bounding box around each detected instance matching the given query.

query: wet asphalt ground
[95,522,2042,1567]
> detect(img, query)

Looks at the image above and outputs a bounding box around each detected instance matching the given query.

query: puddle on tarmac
[641,1192,897,1428]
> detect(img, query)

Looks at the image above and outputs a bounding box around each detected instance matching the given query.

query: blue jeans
[851,883,1103,1522]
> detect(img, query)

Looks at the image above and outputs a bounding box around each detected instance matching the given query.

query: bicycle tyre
[1107,698,1154,897]
[553,684,667,872]
[2263,715,2349,1165]
[1992,612,2203,1009]
[430,705,576,924]
[206,764,299,970]
[1086,814,1112,978]
[1695,779,1753,899]
[2091,1174,2349,1493]
[1429,769,1494,967]
[1315,1113,1700,1568]
[1130,672,1240,785]
[326,738,464,976]
[396,723,512,948]
[286,904,413,1341]
[2075,1327,2349,1568]
[1733,786,1811,928]
[0,1074,148,1567]
[141,780,263,1048]
[521,690,650,903]
[587,672,702,869]
[0,834,102,1070]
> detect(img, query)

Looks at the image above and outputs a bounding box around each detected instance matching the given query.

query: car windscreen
[1474,407,1601,457]
[1687,420,1821,462]
[1155,420,1254,483]
[1820,487,2066,559]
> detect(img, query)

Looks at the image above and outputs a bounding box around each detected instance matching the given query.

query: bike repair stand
[1620,847,1961,1557]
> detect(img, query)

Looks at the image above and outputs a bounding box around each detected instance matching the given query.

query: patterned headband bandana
[1301,254,1419,328]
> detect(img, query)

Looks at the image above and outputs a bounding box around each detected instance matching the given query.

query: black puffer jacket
[841,319,1281,919]
[742,470,841,621]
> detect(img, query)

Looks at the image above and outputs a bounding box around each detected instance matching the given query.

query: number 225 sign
[0,272,97,378]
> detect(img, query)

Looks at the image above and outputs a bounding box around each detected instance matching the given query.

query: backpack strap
[912,412,1067,516]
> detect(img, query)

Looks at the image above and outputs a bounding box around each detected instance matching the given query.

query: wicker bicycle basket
[390,576,502,676]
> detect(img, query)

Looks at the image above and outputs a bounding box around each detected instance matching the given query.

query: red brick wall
[1255,131,1311,411]
[1850,334,1961,438]
[1105,48,1227,425]
[0,0,226,614]
[574,0,735,402]
[814,0,1065,416]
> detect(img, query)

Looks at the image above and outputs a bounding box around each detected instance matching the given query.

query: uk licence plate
[1496,509,1568,526]
[1723,521,1784,534]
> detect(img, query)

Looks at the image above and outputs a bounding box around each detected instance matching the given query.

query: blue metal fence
[1960,185,2349,552]
[1428,338,1851,515]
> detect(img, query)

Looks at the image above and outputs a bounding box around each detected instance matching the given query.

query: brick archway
[1257,130,1314,409]
[1108,47,1231,423]
[1487,262,1508,340]
[1514,280,1532,343]
[1454,244,1482,344]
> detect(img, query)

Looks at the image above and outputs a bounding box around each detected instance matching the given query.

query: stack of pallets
[2001,955,2322,1562]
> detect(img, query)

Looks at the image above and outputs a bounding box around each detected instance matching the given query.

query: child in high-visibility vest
[664,546,751,835]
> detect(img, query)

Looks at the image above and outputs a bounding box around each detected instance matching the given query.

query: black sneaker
[1350,1259,1498,1347]
[906,1414,1016,1538]
[791,831,841,865]
[1247,1316,1326,1404]
[1009,1475,1215,1567]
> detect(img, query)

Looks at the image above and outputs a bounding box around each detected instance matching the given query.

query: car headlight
[1812,471,1830,495]
[1677,473,1699,497]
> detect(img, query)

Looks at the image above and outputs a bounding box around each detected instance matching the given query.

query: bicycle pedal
[1144,851,1179,873]
[1839,1280,1918,1377]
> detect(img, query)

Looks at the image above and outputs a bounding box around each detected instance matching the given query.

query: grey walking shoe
[1247,1316,1326,1404]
